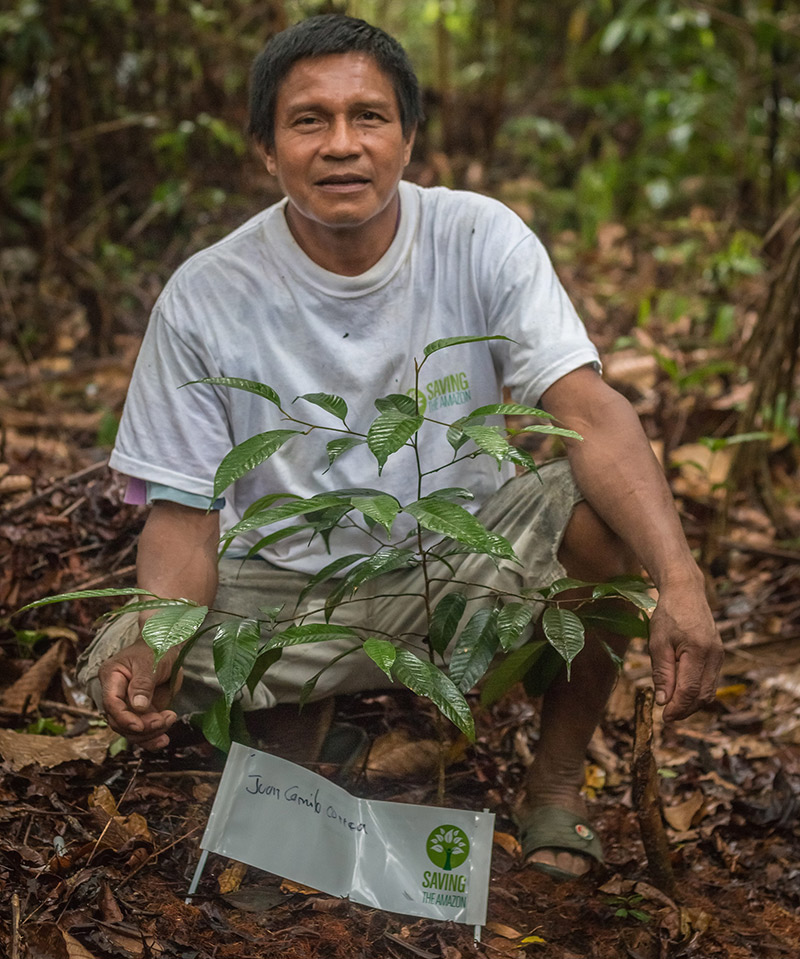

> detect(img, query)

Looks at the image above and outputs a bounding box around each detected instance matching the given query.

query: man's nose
[323,116,360,157]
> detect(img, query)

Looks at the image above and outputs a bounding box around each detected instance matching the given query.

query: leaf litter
[1,217,799,958]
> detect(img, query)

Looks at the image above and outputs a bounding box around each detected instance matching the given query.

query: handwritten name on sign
[245,775,368,832]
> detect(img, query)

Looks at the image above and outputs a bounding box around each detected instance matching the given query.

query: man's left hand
[648,584,724,721]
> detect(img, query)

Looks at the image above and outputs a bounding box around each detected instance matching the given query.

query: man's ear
[255,141,277,178]
[403,125,417,167]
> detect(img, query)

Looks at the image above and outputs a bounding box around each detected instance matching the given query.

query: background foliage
[1,0,799,521]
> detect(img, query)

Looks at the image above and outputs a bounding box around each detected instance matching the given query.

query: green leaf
[295,392,347,422]
[374,393,419,415]
[392,650,475,739]
[428,666,475,740]
[296,553,368,607]
[351,493,400,537]
[244,524,313,560]
[266,623,361,650]
[258,605,283,623]
[141,605,209,665]
[592,577,656,611]
[363,638,397,680]
[446,417,474,453]
[18,587,152,612]
[448,607,499,692]
[367,409,424,473]
[325,436,365,468]
[404,497,517,560]
[429,592,467,655]
[425,486,474,503]
[480,641,546,707]
[581,607,650,639]
[392,649,433,696]
[538,576,594,598]
[466,403,554,420]
[246,646,282,696]
[497,602,535,651]
[183,376,282,409]
[542,607,585,679]
[324,548,417,620]
[195,695,231,752]
[303,504,353,551]
[222,494,346,540]
[516,424,583,441]
[461,424,511,464]
[213,429,301,499]
[503,444,540,474]
[423,334,513,357]
[99,598,199,619]
[243,492,299,520]
[212,619,261,707]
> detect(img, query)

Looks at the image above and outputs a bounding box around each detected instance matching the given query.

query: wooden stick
[11,892,21,959]
[0,699,100,720]
[632,687,677,898]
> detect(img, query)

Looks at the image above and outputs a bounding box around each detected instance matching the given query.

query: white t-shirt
[110,181,600,573]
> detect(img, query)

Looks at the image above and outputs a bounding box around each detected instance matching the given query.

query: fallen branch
[632,687,677,898]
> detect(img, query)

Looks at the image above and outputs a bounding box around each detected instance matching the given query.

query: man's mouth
[316,174,370,186]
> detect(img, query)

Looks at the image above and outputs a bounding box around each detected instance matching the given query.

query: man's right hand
[98,639,182,750]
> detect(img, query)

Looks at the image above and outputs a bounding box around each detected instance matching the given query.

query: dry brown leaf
[0,473,33,496]
[0,726,118,770]
[89,784,120,817]
[483,936,520,955]
[598,876,635,896]
[663,790,706,831]
[493,830,521,857]
[99,881,124,923]
[603,350,658,394]
[24,922,69,959]
[670,443,732,499]
[486,921,524,939]
[365,730,441,781]
[193,782,217,802]
[633,880,678,911]
[63,931,99,959]
[1,639,67,712]
[218,859,248,894]
[2,428,70,461]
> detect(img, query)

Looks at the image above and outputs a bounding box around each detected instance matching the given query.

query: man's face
[262,53,414,244]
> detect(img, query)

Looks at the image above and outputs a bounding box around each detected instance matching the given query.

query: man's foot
[516,793,603,880]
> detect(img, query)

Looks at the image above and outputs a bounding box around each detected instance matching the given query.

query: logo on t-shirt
[409,371,471,414]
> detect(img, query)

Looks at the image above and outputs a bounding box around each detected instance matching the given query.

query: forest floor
[1,210,799,958]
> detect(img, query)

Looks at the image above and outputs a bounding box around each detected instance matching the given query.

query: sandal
[516,804,604,881]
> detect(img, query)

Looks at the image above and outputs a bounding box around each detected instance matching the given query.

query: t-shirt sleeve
[109,304,233,498]
[484,227,601,407]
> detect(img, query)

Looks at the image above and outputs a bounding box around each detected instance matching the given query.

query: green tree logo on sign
[426,825,469,871]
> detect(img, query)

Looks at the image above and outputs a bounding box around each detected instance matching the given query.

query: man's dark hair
[248,14,424,147]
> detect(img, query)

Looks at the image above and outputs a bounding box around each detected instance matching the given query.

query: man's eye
[360,111,383,122]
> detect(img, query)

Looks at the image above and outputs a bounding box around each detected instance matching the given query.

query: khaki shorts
[77,460,582,714]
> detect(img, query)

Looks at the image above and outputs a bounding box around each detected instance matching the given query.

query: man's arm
[99,501,220,749]
[540,365,723,721]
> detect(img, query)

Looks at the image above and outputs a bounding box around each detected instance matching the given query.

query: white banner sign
[199,742,495,925]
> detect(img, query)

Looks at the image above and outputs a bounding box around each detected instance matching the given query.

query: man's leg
[518,500,638,878]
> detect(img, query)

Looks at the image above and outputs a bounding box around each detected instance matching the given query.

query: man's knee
[558,501,638,582]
